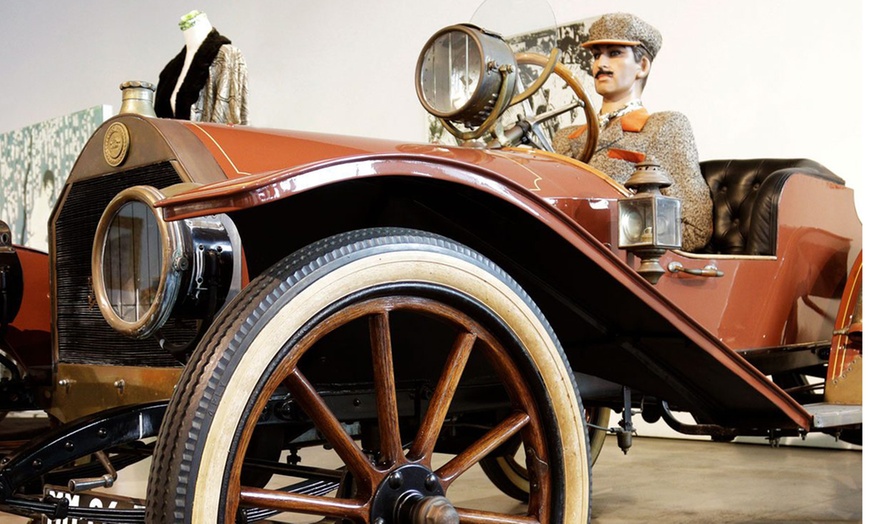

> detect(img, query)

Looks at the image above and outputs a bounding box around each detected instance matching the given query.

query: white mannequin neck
[182,12,212,51]
[170,11,215,113]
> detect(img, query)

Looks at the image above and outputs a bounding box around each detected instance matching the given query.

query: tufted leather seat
[698,158,844,256]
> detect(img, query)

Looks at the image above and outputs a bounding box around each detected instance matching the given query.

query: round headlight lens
[102,200,163,323]
[418,30,483,115]
[92,186,182,339]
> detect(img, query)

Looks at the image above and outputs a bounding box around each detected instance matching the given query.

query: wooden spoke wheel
[147,228,591,523]
[480,407,610,502]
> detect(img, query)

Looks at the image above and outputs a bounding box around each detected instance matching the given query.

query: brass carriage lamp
[617,158,682,284]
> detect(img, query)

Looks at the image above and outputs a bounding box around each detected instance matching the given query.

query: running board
[803,402,862,428]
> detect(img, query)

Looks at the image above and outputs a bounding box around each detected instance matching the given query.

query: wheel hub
[370,464,458,524]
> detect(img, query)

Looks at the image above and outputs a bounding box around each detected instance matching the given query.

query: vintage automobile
[0,9,861,524]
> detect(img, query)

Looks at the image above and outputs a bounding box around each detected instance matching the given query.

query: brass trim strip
[189,123,252,177]
[529,149,631,196]
[490,150,544,191]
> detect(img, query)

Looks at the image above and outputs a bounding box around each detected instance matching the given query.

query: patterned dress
[553,108,713,251]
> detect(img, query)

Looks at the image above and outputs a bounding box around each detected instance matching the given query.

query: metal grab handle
[667,261,724,278]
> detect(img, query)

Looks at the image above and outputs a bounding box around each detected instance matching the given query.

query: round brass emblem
[103,122,130,167]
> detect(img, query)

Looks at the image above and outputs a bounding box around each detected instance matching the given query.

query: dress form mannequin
[170,10,213,115]
[155,10,248,124]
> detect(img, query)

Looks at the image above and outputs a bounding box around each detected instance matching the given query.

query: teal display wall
[0,106,111,251]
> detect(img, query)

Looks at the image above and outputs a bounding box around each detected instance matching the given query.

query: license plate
[41,485,145,524]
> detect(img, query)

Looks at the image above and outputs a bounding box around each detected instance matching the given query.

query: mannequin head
[176,10,213,51]
[179,10,208,31]
[582,13,661,110]
[589,44,651,105]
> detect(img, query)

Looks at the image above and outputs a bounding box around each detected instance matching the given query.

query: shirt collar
[599,99,643,130]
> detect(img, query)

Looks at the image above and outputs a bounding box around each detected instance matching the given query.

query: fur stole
[155,29,232,119]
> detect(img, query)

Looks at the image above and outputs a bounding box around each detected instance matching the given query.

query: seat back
[699,158,844,255]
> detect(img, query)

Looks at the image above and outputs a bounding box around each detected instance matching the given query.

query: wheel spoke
[455,507,540,524]
[407,331,476,462]
[240,487,366,521]
[369,311,403,467]
[284,368,377,491]
[437,411,530,486]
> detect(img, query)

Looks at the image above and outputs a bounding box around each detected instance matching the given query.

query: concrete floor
[590,436,861,523]
[0,435,860,522]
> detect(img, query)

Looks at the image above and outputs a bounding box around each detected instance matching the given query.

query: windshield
[471,0,557,102]
[471,0,557,54]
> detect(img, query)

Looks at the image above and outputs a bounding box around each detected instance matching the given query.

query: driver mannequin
[553,13,712,251]
[155,10,249,124]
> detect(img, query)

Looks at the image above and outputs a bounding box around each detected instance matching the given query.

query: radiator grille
[54,163,192,367]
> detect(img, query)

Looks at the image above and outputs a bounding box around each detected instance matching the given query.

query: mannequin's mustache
[594,70,613,79]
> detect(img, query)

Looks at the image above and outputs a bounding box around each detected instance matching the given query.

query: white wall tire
[146,228,591,523]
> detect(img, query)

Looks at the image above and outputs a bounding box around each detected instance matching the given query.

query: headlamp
[91,186,235,339]
[416,24,517,138]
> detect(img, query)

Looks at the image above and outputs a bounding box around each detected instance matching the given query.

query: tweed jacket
[553,109,713,251]
[155,29,249,125]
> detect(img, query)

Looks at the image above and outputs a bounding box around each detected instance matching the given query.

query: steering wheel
[502,52,599,163]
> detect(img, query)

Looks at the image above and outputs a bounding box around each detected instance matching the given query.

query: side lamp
[617,158,682,284]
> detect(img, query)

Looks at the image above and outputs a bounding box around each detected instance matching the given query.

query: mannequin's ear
[637,56,651,79]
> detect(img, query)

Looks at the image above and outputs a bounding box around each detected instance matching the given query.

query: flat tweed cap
[583,13,662,60]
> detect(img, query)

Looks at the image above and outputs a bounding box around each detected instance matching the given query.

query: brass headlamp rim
[91,185,184,339]
[415,23,518,136]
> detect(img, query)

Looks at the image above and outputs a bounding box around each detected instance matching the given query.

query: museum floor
[0,435,860,522]
[588,436,861,522]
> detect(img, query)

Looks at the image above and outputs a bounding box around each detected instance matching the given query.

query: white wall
[0,1,863,208]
